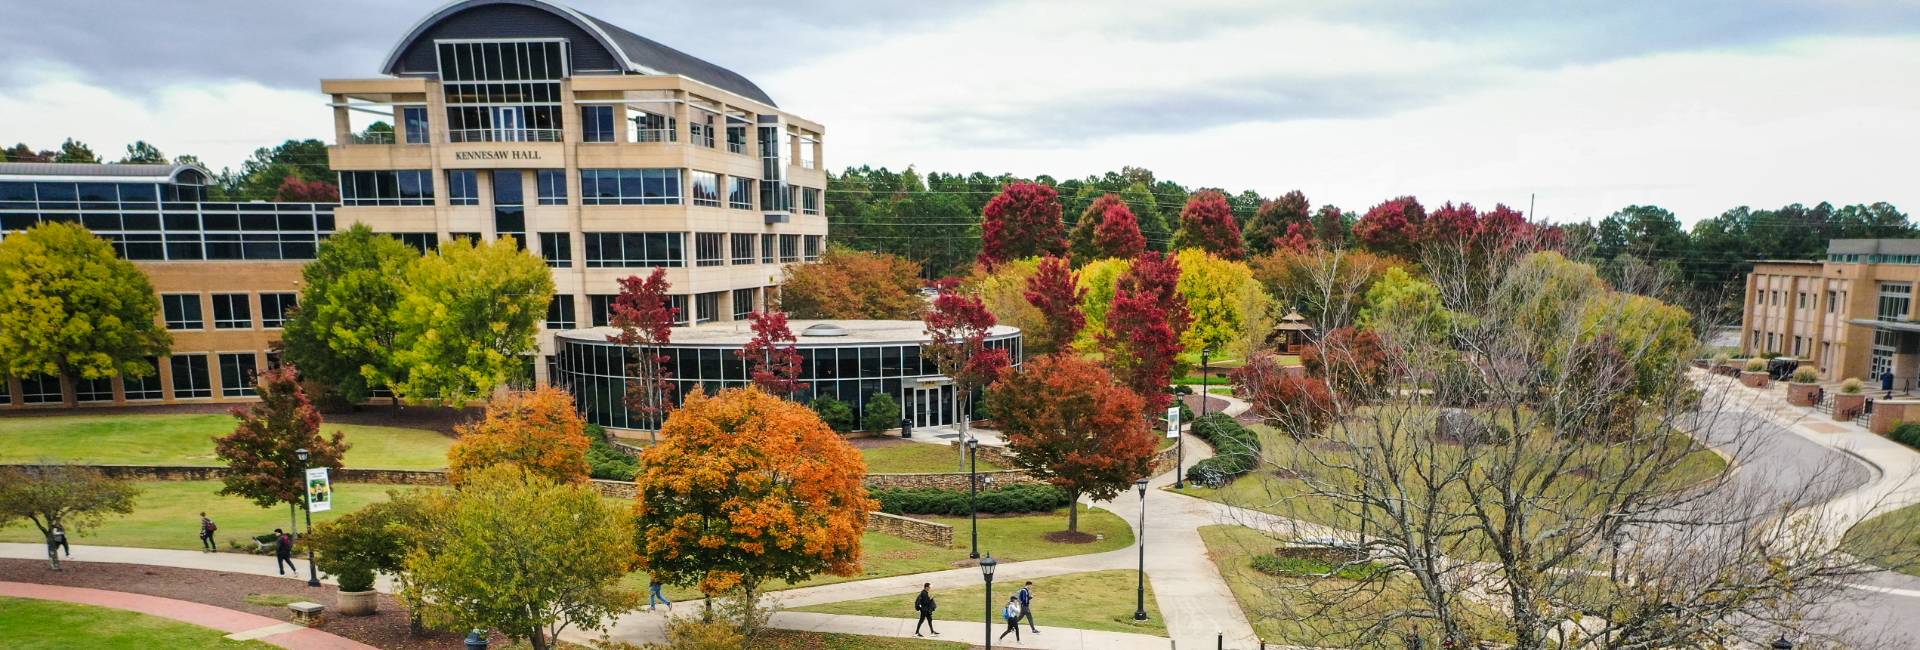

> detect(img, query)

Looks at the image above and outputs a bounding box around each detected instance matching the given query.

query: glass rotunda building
[551,320,1021,430]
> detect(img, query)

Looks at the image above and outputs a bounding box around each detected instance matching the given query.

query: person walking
[198,512,218,552]
[273,529,298,575]
[1017,580,1038,633]
[648,578,672,612]
[49,523,69,558]
[997,595,1022,643]
[913,582,939,637]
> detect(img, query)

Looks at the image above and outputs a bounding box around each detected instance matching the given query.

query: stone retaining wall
[1149,441,1181,476]
[865,511,953,547]
[862,469,1042,491]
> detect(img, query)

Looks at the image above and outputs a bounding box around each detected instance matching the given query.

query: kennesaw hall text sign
[438,143,562,168]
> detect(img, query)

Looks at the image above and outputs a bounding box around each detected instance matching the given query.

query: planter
[335,590,377,616]
[1787,382,1822,406]
[1834,394,1867,421]
[1740,371,1771,388]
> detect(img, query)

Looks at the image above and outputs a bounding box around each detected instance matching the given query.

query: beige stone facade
[1741,240,1920,389]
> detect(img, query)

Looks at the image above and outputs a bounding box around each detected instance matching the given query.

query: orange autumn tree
[989,354,1156,534]
[634,387,873,604]
[446,387,591,487]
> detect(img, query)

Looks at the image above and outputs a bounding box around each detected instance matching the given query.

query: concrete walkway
[0,580,374,649]
[0,543,399,593]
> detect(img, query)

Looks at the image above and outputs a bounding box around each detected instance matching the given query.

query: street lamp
[1132,478,1150,621]
[980,554,997,650]
[1771,635,1793,650]
[294,448,319,587]
[967,437,980,560]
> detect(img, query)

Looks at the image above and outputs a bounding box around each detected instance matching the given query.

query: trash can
[465,629,489,650]
[900,417,912,439]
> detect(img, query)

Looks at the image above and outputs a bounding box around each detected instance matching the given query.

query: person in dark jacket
[1018,580,1038,632]
[198,512,218,552]
[273,528,297,575]
[50,523,69,558]
[913,582,939,637]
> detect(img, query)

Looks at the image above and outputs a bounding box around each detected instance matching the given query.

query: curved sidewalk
[0,580,374,649]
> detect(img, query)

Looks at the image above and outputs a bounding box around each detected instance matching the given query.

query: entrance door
[491,106,524,142]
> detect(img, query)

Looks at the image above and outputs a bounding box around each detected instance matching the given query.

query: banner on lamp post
[1166,406,1181,438]
[305,467,333,513]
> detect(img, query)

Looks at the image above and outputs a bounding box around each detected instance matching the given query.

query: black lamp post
[967,437,980,560]
[980,554,997,650]
[1771,635,1793,650]
[1132,478,1150,621]
[295,448,320,587]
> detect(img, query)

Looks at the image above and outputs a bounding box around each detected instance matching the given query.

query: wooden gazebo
[1271,311,1315,355]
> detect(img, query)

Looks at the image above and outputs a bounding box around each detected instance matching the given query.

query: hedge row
[585,424,639,481]
[1184,413,1263,487]
[1892,423,1920,451]
[872,484,1070,516]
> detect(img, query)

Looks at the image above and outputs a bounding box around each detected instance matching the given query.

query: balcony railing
[342,131,395,145]
[728,141,747,154]
[448,128,564,143]
[633,128,678,144]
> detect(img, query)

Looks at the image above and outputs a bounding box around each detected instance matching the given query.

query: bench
[288,601,325,626]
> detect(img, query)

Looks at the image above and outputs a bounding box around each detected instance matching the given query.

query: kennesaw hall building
[1744,239,1920,391]
[0,0,828,409]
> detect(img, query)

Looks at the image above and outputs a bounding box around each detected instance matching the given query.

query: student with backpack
[198,513,218,552]
[1017,580,1038,633]
[913,583,939,637]
[49,523,69,558]
[998,595,1022,642]
[273,529,297,575]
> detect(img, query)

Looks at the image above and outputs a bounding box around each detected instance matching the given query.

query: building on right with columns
[1743,239,1920,389]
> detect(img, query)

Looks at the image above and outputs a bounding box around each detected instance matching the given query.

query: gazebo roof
[1274,311,1314,331]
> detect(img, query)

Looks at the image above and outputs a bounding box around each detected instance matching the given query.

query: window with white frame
[259,293,297,328]
[19,374,61,404]
[695,292,721,324]
[75,376,113,403]
[163,294,202,330]
[695,233,725,267]
[339,170,433,206]
[690,171,720,207]
[804,235,822,261]
[732,288,756,320]
[581,105,617,143]
[731,233,755,265]
[690,108,717,148]
[171,354,212,399]
[537,170,567,205]
[780,234,800,262]
[124,357,164,400]
[447,170,479,205]
[546,296,576,330]
[539,232,572,268]
[220,353,259,397]
[761,234,776,264]
[728,177,754,210]
[212,294,251,329]
[584,232,684,267]
[580,169,680,205]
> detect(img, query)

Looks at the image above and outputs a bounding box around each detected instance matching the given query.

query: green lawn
[629,504,1134,600]
[1842,502,1920,577]
[860,442,1005,474]
[0,596,275,649]
[0,413,453,469]
[1198,525,1509,647]
[797,569,1165,635]
[0,480,422,550]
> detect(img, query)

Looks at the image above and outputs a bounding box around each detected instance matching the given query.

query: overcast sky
[4,0,1917,224]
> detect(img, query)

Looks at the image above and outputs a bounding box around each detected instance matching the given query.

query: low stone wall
[14,464,456,486]
[591,479,637,499]
[1149,441,1181,476]
[866,511,953,547]
[1273,544,1365,565]
[863,469,1042,491]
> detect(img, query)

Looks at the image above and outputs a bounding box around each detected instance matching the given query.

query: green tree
[228,139,332,201]
[1358,266,1452,345]
[862,392,902,432]
[1120,182,1169,252]
[119,141,167,164]
[0,222,170,406]
[392,237,553,405]
[405,465,639,650]
[282,224,420,404]
[0,465,139,571]
[1075,257,1132,349]
[213,366,350,533]
[53,138,99,163]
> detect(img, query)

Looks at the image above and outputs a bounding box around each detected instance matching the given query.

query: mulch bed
[1178,394,1229,416]
[327,404,484,436]
[847,436,915,450]
[0,559,507,649]
[1041,531,1099,544]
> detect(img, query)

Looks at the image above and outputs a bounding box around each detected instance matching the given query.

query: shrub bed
[872,484,1070,516]
[585,424,639,481]
[1250,553,1384,580]
[1891,422,1920,450]
[1185,413,1263,487]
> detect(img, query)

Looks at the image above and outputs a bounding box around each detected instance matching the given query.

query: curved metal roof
[0,162,212,183]
[381,0,776,107]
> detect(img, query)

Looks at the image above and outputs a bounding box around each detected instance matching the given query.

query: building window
[539,232,572,268]
[451,232,482,246]
[547,296,576,330]
[731,233,755,265]
[630,109,677,143]
[403,106,430,144]
[690,109,717,148]
[761,234,776,264]
[448,170,480,206]
[125,357,164,400]
[75,376,114,403]
[671,295,691,326]
[780,234,800,262]
[494,171,525,248]
[163,294,203,330]
[799,187,821,215]
[171,354,212,399]
[728,177,754,210]
[537,170,567,205]
[590,294,617,327]
[398,232,438,253]
[20,374,62,404]
[695,233,725,267]
[260,293,298,329]
[727,123,747,154]
[1798,292,1808,309]
[581,105,617,143]
[1827,290,1838,313]
[339,170,434,206]
[220,353,259,397]
[437,40,566,143]
[1879,283,1911,322]
[695,292,721,324]
[691,171,720,207]
[732,288,756,320]
[804,235,822,261]
[212,294,252,330]
[584,232,684,267]
[579,169,681,205]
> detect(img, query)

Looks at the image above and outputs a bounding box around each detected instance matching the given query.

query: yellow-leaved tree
[1174,248,1268,359]
[446,387,590,487]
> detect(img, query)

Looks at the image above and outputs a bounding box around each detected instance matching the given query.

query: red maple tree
[1313,204,1350,246]
[1244,190,1311,256]
[1069,193,1128,261]
[1022,254,1087,354]
[1352,196,1426,258]
[1100,252,1189,418]
[1093,200,1147,259]
[1230,354,1337,435]
[1301,326,1394,404]
[609,269,679,425]
[1275,222,1316,253]
[924,287,1012,436]
[738,310,808,397]
[275,176,340,202]
[978,181,1067,268]
[989,354,1155,533]
[1173,190,1246,260]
